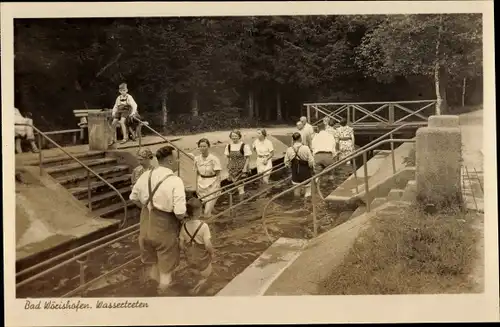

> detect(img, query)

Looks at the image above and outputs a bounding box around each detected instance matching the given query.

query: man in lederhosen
[129,145,187,294]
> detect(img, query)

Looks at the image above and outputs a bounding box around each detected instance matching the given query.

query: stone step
[45,157,119,178]
[91,199,138,219]
[216,237,308,296]
[82,186,132,211]
[387,188,405,201]
[350,196,388,219]
[58,165,130,189]
[23,151,106,168]
[401,180,417,202]
[69,174,132,200]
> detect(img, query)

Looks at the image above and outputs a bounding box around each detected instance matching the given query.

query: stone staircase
[349,179,416,219]
[25,151,137,221]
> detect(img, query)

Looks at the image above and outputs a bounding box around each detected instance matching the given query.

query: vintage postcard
[2,1,498,325]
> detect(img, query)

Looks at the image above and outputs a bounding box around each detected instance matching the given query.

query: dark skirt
[291,159,312,184]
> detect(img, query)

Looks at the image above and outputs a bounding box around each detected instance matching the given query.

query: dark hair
[292,132,302,142]
[257,128,267,137]
[229,130,242,139]
[317,122,326,131]
[328,119,336,127]
[197,138,211,147]
[339,118,348,126]
[156,145,176,161]
[186,197,203,217]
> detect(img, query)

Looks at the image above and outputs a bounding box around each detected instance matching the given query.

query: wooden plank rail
[305,100,436,128]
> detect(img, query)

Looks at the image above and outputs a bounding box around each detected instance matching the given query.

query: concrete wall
[16,166,117,261]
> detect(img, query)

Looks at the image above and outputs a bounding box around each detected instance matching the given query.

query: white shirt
[224,142,252,157]
[252,138,274,157]
[179,220,211,245]
[129,166,186,216]
[311,130,337,155]
[304,123,314,135]
[112,94,138,116]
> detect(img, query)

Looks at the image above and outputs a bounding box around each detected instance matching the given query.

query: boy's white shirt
[111,93,138,116]
[179,219,211,246]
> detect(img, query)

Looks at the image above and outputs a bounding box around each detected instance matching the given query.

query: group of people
[284,115,355,198]
[130,146,215,295]
[128,128,276,294]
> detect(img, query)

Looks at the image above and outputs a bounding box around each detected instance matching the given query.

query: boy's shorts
[185,243,212,271]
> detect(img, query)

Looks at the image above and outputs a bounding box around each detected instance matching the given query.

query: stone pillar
[415,115,462,209]
[88,111,113,151]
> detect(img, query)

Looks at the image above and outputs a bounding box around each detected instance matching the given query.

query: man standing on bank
[311,122,337,181]
[130,145,187,294]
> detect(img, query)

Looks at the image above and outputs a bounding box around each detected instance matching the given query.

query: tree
[355,14,482,114]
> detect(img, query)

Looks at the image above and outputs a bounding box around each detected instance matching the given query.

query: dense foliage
[14,14,483,131]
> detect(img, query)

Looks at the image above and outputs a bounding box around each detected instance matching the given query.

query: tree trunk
[161,92,168,126]
[248,90,254,118]
[191,91,199,117]
[434,15,444,115]
[276,90,282,121]
[255,91,260,120]
[462,77,467,107]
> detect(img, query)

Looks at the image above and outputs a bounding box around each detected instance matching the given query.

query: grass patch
[319,205,481,294]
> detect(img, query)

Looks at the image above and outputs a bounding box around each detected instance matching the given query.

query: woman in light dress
[252,128,275,186]
[194,138,222,218]
[336,119,355,163]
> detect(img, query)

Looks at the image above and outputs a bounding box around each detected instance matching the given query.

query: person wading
[336,118,355,164]
[225,130,252,197]
[284,132,315,198]
[252,128,274,186]
[194,138,222,218]
[130,145,187,294]
[311,122,337,182]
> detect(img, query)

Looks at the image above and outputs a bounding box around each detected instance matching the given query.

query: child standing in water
[179,197,215,294]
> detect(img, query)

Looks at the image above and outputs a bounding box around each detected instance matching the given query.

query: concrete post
[415,115,462,209]
[88,111,113,151]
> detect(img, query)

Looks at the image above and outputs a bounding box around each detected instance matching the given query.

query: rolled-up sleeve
[129,175,143,203]
[284,148,292,167]
[172,177,187,216]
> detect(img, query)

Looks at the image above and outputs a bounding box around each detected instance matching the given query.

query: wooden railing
[304,100,437,127]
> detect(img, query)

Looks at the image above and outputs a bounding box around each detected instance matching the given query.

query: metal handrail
[198,162,287,203]
[312,123,419,200]
[133,117,193,177]
[15,222,140,280]
[261,138,416,243]
[15,123,128,229]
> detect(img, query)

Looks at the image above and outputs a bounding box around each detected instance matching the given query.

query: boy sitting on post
[179,197,215,294]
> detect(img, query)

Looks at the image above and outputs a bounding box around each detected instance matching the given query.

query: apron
[290,145,312,184]
[227,143,247,182]
[182,221,212,271]
[138,168,181,274]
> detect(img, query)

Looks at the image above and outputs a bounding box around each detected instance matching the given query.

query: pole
[311,178,318,237]
[363,152,370,212]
